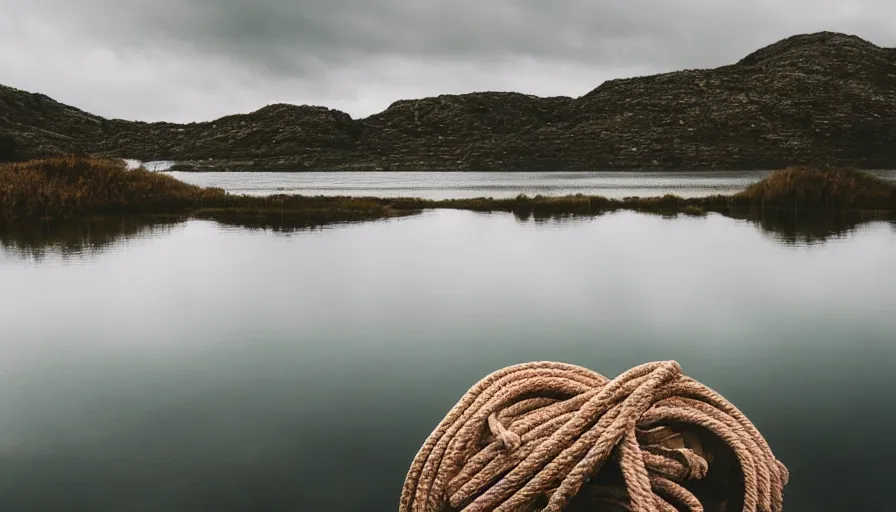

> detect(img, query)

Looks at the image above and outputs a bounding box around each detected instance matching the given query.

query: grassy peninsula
[0,158,417,228]
[1,158,895,232]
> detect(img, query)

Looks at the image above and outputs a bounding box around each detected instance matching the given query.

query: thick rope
[399,361,788,512]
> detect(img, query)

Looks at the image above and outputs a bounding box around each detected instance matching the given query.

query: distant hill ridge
[2,31,895,171]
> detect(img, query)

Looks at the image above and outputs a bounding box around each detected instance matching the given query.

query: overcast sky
[2,0,894,123]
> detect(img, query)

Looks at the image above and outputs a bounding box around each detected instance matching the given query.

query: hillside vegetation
[2,32,896,171]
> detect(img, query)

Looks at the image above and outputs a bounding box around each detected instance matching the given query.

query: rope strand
[400,361,788,511]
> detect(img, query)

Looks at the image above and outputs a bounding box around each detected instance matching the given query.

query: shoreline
[133,159,781,174]
[163,163,896,173]
[2,158,895,232]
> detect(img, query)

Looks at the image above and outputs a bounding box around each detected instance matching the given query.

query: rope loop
[399,361,788,511]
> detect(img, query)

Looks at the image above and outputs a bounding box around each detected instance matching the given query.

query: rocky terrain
[2,31,896,171]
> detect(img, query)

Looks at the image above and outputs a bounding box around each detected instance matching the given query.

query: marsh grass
[0,157,224,223]
[1,158,894,236]
[189,193,422,231]
[737,165,896,210]
[415,193,728,217]
[0,158,421,227]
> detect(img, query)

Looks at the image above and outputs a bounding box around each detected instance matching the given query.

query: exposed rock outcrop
[2,32,895,171]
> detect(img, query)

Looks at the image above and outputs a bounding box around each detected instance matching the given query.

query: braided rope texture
[399,361,788,512]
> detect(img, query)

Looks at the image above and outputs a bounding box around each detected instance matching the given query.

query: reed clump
[0,157,224,223]
[736,165,896,210]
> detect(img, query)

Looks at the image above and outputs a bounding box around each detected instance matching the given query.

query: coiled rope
[399,361,788,511]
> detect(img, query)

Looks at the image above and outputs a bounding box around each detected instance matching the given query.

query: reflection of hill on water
[0,213,418,260]
[509,207,895,246]
[2,208,893,260]
[191,206,417,233]
[0,216,186,261]
[734,208,896,246]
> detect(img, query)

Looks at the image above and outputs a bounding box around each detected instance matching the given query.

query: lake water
[165,170,775,199]
[1,209,894,511]
[159,169,896,199]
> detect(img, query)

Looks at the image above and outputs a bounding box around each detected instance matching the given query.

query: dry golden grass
[0,157,224,222]
[0,157,416,226]
[736,165,896,210]
[1,159,894,230]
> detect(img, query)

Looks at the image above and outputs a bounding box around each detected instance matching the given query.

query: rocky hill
[2,31,896,171]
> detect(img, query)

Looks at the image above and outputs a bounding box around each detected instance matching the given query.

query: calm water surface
[160,169,896,199]
[1,211,895,511]
[164,170,781,199]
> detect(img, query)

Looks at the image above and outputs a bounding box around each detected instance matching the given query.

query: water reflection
[0,209,894,511]
[2,209,894,260]
[739,209,896,246]
[0,217,185,261]
[0,215,378,260]
[192,209,414,233]
[517,208,896,244]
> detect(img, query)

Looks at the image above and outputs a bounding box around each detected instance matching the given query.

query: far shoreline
[133,159,783,174]
[2,158,895,230]
[160,163,866,174]
[134,159,896,175]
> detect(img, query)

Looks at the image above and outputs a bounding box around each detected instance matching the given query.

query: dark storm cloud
[16,0,896,74]
[2,0,895,121]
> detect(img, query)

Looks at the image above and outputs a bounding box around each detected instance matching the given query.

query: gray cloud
[2,0,895,122]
